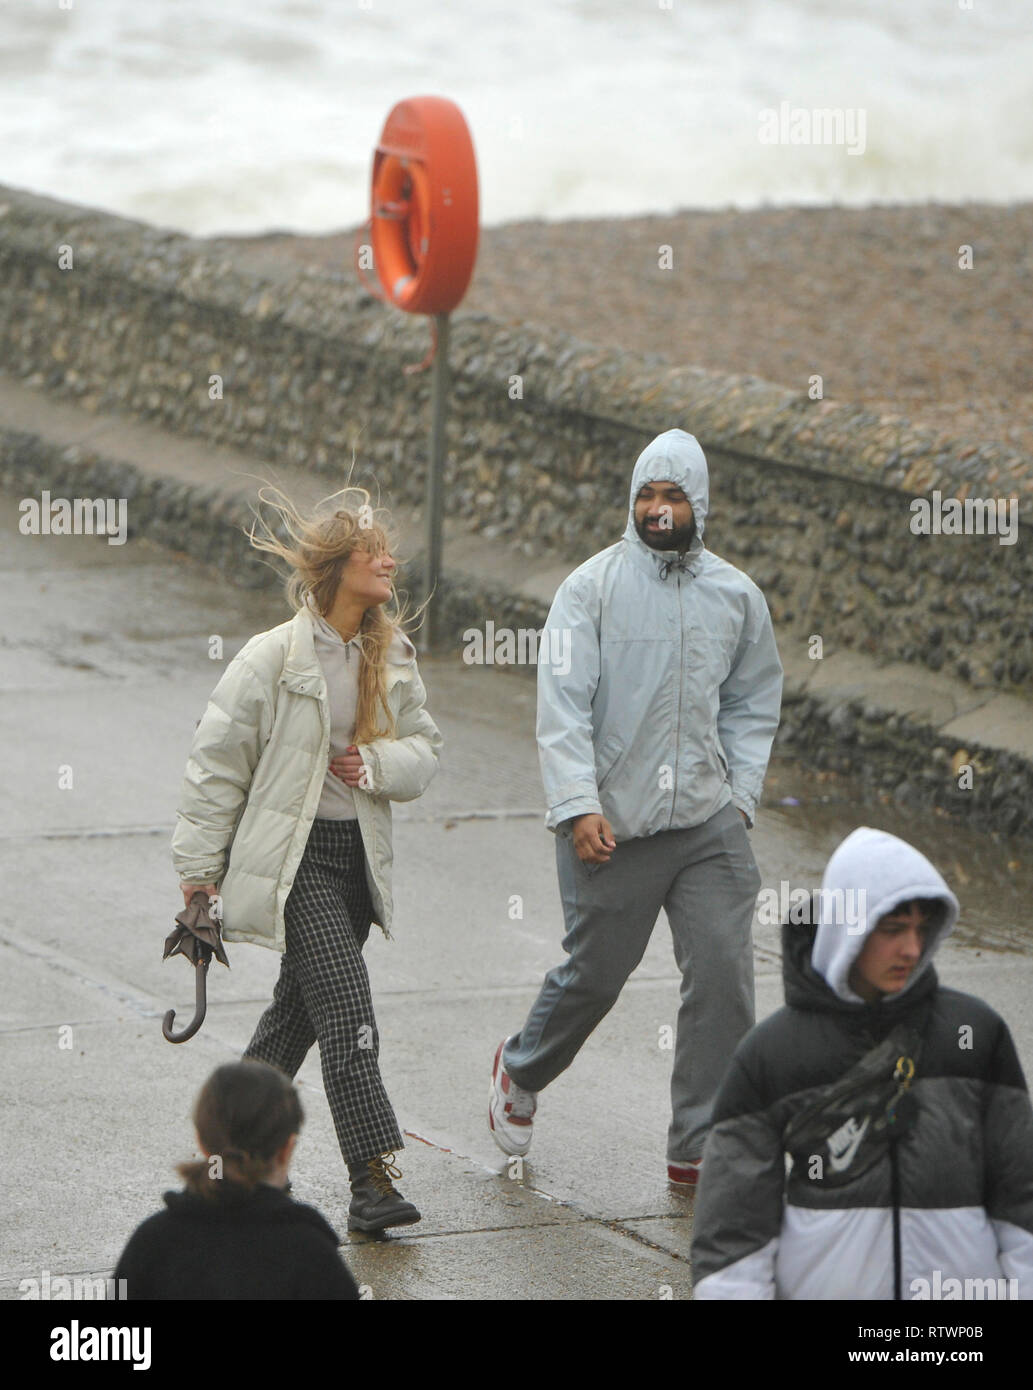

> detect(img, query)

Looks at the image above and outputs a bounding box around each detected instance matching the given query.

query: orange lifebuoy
[370,96,479,315]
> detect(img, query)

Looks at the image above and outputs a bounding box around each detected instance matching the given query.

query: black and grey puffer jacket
[691,827,1033,1300]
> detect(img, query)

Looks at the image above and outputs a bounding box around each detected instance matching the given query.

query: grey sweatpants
[503,800,761,1161]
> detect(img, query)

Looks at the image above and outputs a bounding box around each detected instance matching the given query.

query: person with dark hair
[114,1061,359,1300]
[690,827,1033,1300]
[489,430,782,1184]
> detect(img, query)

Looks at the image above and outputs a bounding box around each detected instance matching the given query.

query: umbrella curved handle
[162,956,209,1044]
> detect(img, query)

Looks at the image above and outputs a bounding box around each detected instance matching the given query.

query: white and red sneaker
[668,1159,703,1186]
[489,1038,538,1157]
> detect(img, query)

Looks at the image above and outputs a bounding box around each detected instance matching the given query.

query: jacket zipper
[890,1136,902,1300]
[670,570,683,828]
[885,987,901,1302]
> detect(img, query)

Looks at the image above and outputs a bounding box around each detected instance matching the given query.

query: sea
[1,0,1031,236]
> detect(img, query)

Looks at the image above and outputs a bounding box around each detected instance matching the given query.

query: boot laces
[368,1152,403,1198]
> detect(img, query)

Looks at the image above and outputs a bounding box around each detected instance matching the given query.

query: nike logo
[827,1115,870,1173]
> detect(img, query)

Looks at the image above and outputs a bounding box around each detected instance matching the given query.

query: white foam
[1,0,1030,235]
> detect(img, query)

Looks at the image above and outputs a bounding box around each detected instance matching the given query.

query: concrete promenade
[2,391,1032,1301]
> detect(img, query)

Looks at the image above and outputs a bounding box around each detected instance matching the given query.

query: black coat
[691,916,1033,1300]
[114,1182,360,1300]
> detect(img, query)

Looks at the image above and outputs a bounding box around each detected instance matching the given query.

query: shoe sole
[488,1039,533,1158]
[667,1165,702,1187]
[347,1210,422,1233]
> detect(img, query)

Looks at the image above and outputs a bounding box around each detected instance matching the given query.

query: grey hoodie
[811,826,960,1003]
[535,428,784,839]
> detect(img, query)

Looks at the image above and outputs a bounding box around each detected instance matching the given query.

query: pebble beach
[227,203,1033,459]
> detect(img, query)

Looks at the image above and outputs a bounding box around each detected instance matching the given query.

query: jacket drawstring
[890,1137,902,1300]
[658,556,692,581]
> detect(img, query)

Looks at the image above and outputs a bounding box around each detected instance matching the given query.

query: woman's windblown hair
[244,481,419,743]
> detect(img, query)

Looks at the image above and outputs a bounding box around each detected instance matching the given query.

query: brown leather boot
[347,1152,421,1233]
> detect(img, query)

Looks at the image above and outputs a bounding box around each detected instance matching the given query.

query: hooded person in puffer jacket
[691,826,1033,1300]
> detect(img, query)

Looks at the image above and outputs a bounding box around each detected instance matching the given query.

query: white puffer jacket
[171,607,442,949]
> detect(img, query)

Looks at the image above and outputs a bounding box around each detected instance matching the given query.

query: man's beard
[635,514,697,553]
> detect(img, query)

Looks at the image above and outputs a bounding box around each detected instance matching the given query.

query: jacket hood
[806,827,959,1005]
[387,627,417,664]
[622,429,709,570]
[303,594,416,665]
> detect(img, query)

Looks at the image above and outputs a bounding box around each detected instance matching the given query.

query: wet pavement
[1,492,1031,1300]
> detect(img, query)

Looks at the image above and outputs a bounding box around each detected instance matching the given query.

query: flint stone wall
[1,184,1031,834]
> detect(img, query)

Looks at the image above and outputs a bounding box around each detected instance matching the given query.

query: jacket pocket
[712,735,730,780]
[595,733,624,791]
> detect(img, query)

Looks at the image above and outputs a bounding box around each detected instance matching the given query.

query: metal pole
[422,311,450,653]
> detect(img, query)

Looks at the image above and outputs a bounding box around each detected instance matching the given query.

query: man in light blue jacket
[489,429,783,1181]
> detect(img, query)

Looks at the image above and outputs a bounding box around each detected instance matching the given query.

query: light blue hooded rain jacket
[536,429,783,840]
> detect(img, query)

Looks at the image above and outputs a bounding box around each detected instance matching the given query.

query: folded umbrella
[162,891,230,1043]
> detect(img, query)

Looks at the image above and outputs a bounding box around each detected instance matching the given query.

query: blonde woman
[171,485,442,1233]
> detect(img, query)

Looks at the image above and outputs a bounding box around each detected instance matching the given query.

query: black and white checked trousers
[243,818,404,1167]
